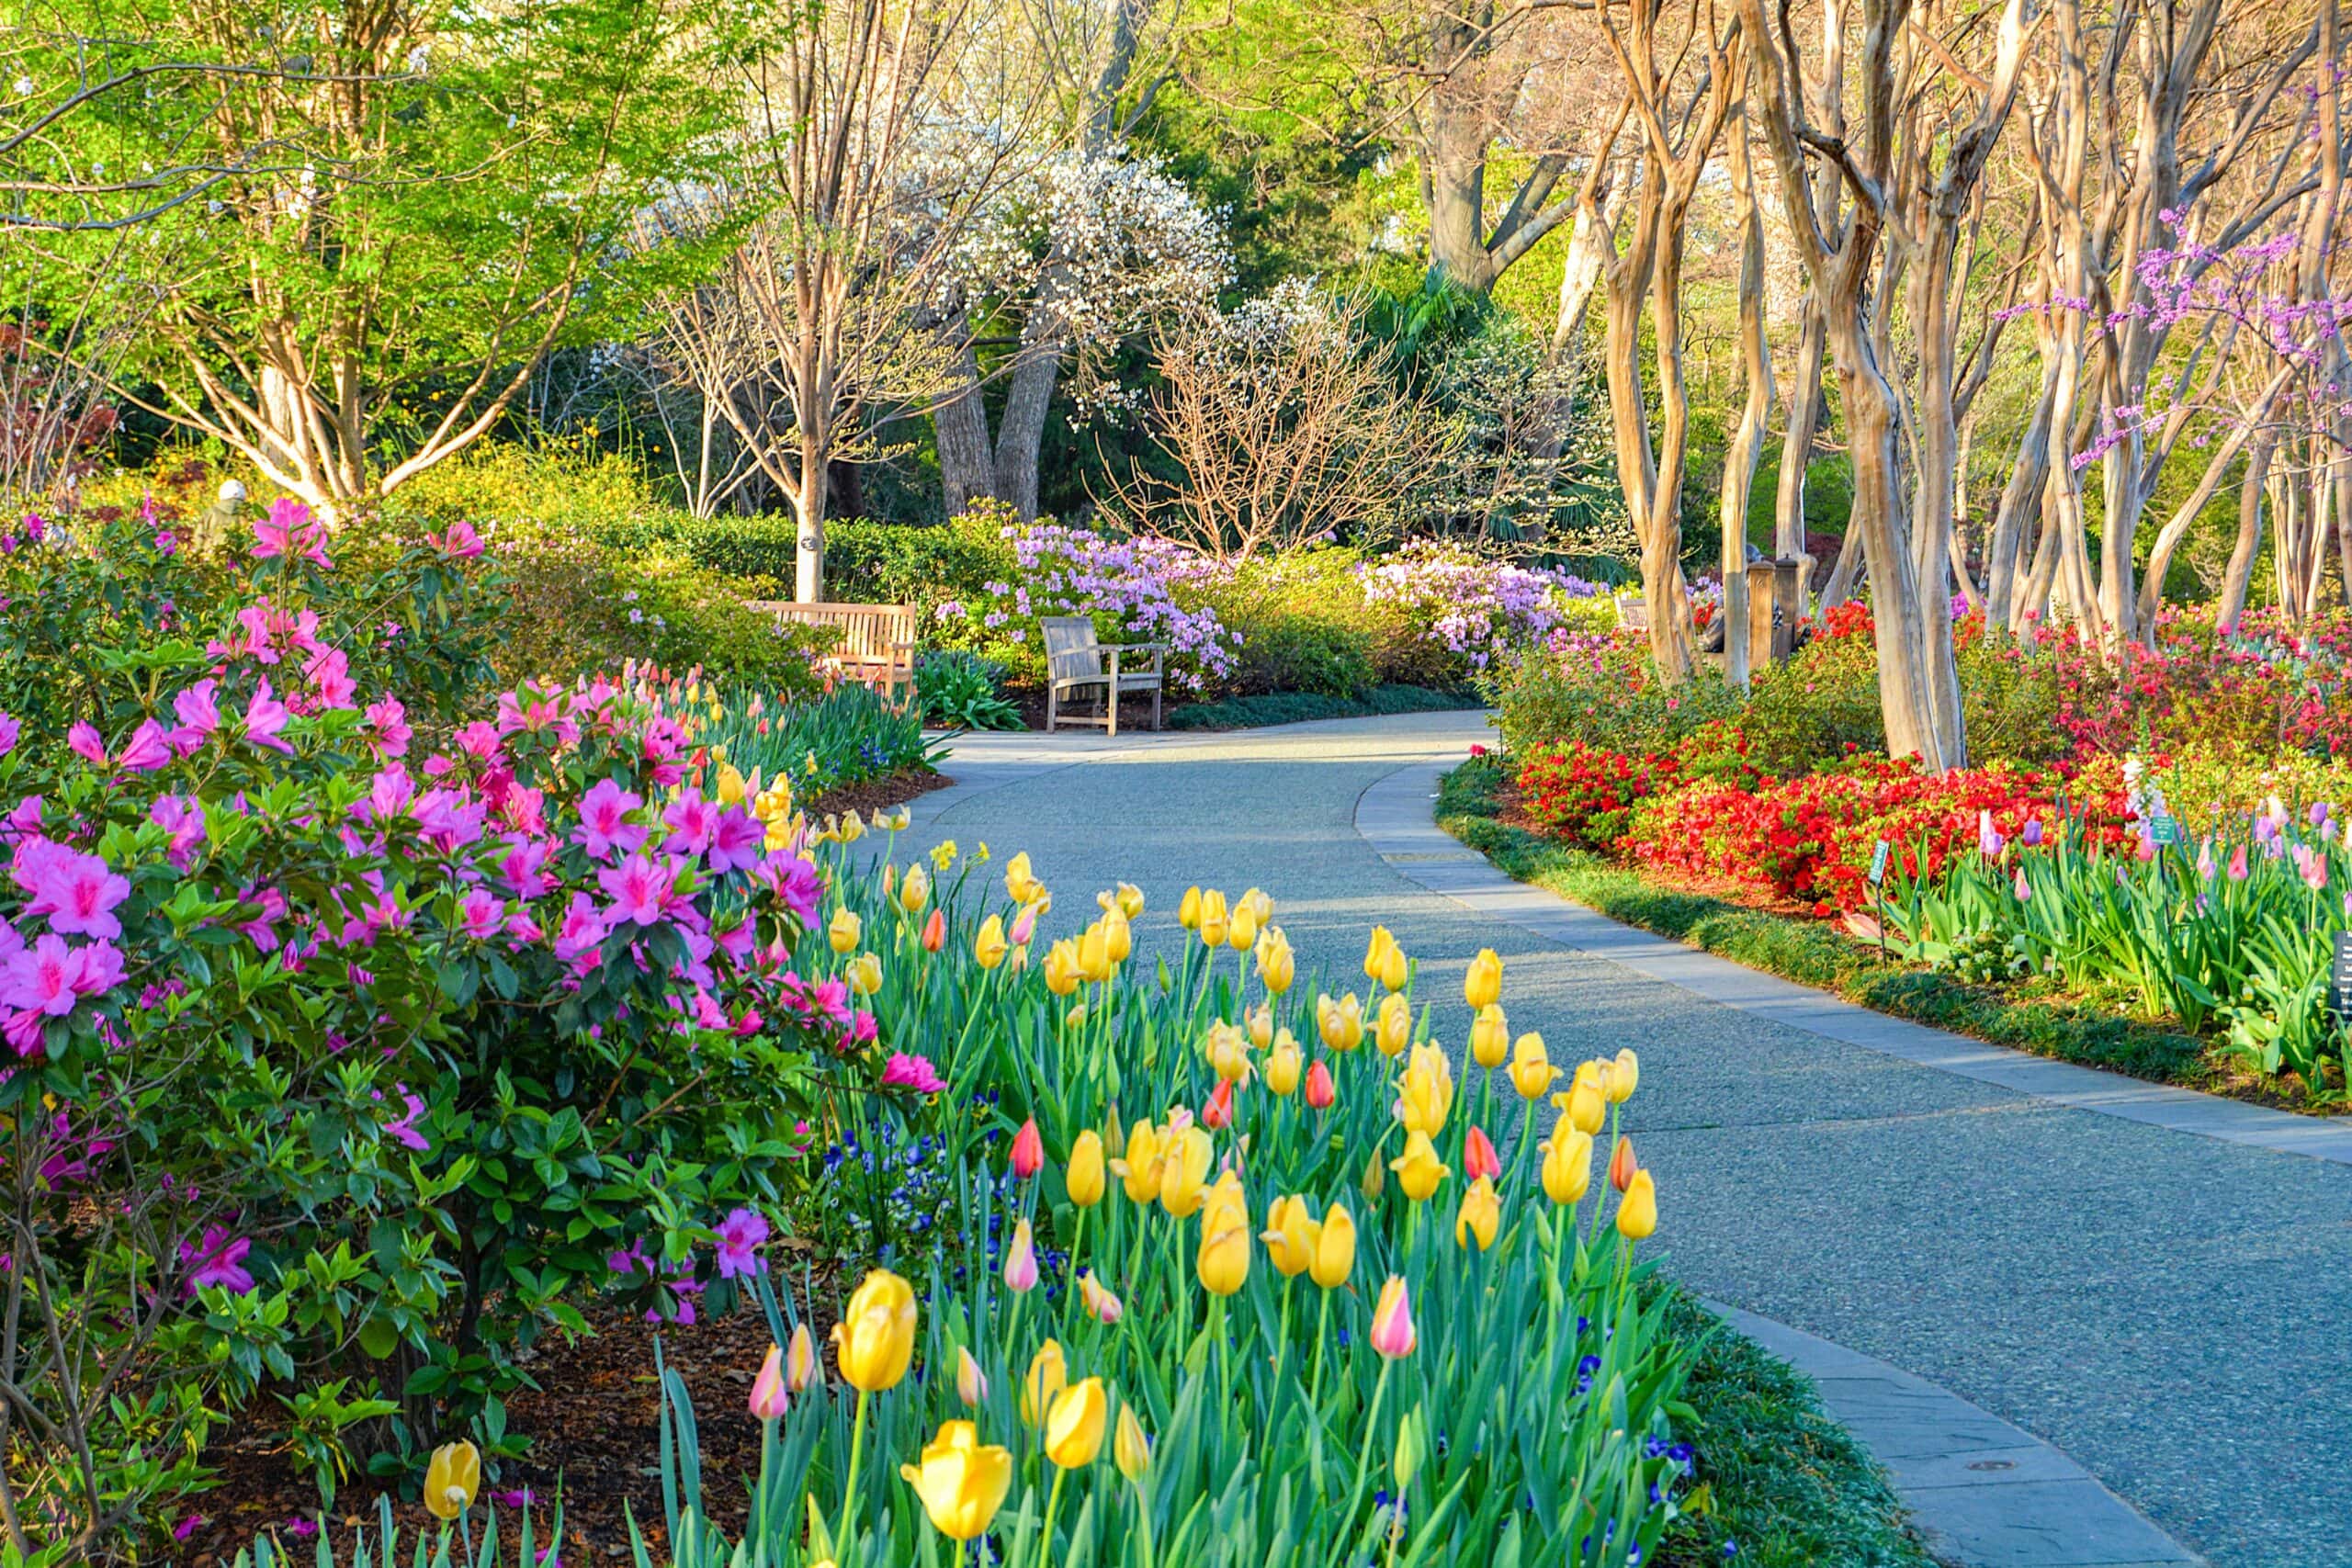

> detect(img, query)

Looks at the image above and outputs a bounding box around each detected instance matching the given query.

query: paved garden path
[898,712,2352,1568]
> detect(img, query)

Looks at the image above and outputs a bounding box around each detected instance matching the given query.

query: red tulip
[922,908,946,952]
[1202,1077,1235,1130]
[1463,1126,1500,1182]
[1011,1118,1044,1179]
[1304,1061,1336,1110]
[1608,1135,1638,1193]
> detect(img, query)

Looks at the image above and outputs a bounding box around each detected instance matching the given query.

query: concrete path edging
[1353,753,2233,1568]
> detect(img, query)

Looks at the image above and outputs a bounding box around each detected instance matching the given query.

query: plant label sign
[2151,817,2183,847]
[2335,931,2352,1021]
[1869,840,1891,886]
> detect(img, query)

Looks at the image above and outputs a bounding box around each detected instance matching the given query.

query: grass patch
[1166,682,1480,731]
[1658,1292,1931,1568]
[1437,755,2220,1090]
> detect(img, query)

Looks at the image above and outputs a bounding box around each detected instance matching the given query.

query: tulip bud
[1003,1218,1039,1292]
[1102,910,1133,963]
[828,907,862,953]
[1228,901,1260,951]
[424,1439,481,1520]
[956,1345,989,1406]
[1046,1378,1109,1469]
[1361,1147,1385,1201]
[1178,886,1203,929]
[1375,991,1412,1057]
[973,914,1008,969]
[1363,925,1396,982]
[1616,1168,1657,1239]
[1463,1125,1500,1181]
[1021,1339,1068,1426]
[921,907,946,953]
[1304,1060,1337,1110]
[1464,947,1503,1010]
[1264,1032,1304,1097]
[1310,1202,1356,1289]
[1114,1405,1152,1482]
[1067,1129,1106,1207]
[786,1321,818,1392]
[1114,1120,1163,1203]
[1369,1276,1416,1359]
[1393,1405,1425,1489]
[1468,1003,1510,1067]
[1010,900,1040,947]
[1202,1077,1235,1130]
[1563,1062,1606,1135]
[1010,1118,1044,1179]
[1609,1135,1638,1193]
[750,1343,790,1418]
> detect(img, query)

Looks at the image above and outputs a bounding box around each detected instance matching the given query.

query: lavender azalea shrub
[972,521,1238,692]
[1354,541,1601,674]
[0,505,915,1557]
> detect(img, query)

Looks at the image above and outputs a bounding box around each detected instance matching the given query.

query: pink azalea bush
[0,503,924,1543]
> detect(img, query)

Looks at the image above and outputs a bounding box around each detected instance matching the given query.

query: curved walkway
[900,712,2352,1568]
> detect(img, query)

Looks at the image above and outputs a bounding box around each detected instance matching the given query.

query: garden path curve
[899,712,2352,1568]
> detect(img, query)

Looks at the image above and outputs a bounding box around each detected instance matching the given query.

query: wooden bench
[1043,615,1165,736]
[1612,590,1649,631]
[744,600,918,698]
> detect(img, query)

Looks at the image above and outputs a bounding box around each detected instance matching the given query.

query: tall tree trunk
[1718,110,1772,688]
[1774,301,1826,570]
[934,334,995,516]
[992,345,1061,519]
[2218,429,2274,630]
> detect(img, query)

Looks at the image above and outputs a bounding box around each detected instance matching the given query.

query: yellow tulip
[1241,886,1272,925]
[839,810,866,844]
[973,914,1008,970]
[1198,888,1228,930]
[900,1420,1013,1541]
[1464,947,1503,1010]
[1261,1194,1316,1277]
[1004,852,1039,905]
[1114,1405,1152,1482]
[828,908,862,954]
[1099,882,1147,920]
[716,762,747,806]
[1043,939,1082,996]
[1021,1339,1068,1426]
[1454,1174,1500,1251]
[1509,1032,1558,1100]
[1178,886,1203,930]
[1389,1130,1449,1201]
[1609,1047,1640,1103]
[1245,1003,1274,1050]
[1113,1120,1163,1204]
[900,863,931,914]
[1562,1061,1607,1135]
[1045,1377,1109,1468]
[1204,1021,1253,1085]
[424,1439,480,1520]
[1157,1125,1213,1218]
[1102,910,1133,963]
[1066,1129,1107,1207]
[1317,991,1365,1053]
[1309,1202,1355,1289]
[1077,922,1113,983]
[1396,1043,1454,1136]
[1254,927,1294,993]
[1616,1168,1657,1239]
[1468,1003,1510,1068]
[1196,1180,1250,1296]
[845,952,882,996]
[1363,925,1396,982]
[786,1321,818,1392]
[1376,941,1408,993]
[1540,1119,1594,1206]
[1374,991,1411,1057]
[832,1269,917,1392]
[1228,901,1259,951]
[1263,1032,1303,1097]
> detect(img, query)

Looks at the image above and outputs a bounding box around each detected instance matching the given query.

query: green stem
[839,1386,871,1551]
[1131,1479,1158,1568]
[1330,1359,1393,1568]
[1035,1465,1069,1568]
[1307,1288,1334,1411]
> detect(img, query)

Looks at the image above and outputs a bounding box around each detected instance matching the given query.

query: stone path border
[1353,752,2241,1567]
[1356,758,2352,1168]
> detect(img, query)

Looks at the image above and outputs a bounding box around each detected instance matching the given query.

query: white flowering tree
[933,145,1231,517]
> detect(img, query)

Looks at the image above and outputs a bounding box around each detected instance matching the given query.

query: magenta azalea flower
[713,1207,769,1279]
[179,1226,255,1294]
[881,1051,947,1094]
[572,778,647,859]
[598,853,674,927]
[21,848,130,940]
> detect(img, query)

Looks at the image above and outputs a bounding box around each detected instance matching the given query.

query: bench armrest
[1097,642,1168,654]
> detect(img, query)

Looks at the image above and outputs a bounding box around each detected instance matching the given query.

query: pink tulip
[1002,1218,1039,1292]
[1010,1118,1044,1179]
[1369,1276,1416,1359]
[748,1344,790,1418]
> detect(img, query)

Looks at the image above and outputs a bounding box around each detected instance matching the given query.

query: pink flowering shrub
[0,505,912,1543]
[1354,540,1596,680]
[968,518,1238,693]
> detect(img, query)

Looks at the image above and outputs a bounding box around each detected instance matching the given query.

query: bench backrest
[744,601,916,661]
[1042,615,1103,683]
[1613,591,1649,631]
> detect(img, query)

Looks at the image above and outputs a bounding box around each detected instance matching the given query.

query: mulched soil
[183,1290,838,1565]
[800,767,951,821]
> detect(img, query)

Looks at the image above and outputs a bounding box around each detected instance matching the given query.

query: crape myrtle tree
[10,0,717,523]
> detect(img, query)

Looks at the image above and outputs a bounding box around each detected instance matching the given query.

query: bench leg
[1046,683,1057,733]
[1152,685,1161,731]
[1107,652,1121,738]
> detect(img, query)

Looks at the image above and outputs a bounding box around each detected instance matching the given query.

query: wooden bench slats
[1042,615,1165,736]
[744,600,918,699]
